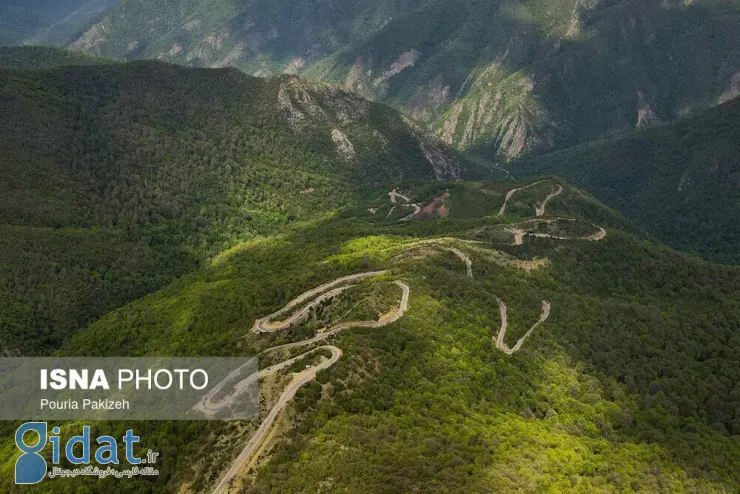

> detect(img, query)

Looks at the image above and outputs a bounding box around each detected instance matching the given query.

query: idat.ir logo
[15,422,157,484]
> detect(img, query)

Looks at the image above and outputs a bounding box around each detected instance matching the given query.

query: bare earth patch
[414,192,450,220]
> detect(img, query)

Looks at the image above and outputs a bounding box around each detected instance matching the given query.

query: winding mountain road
[402,239,474,279]
[388,190,411,204]
[252,271,388,333]
[507,218,607,246]
[213,345,343,494]
[386,189,422,222]
[499,181,563,217]
[399,203,422,221]
[494,300,551,355]
[535,184,564,217]
[213,278,410,493]
[213,186,610,489]
[498,180,546,216]
[266,280,410,354]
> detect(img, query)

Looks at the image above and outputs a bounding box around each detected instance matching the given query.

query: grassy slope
[1,181,738,491]
[517,95,740,264]
[0,49,471,354]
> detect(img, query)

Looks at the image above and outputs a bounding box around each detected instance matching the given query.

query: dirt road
[197,345,339,416]
[446,247,473,278]
[494,300,551,355]
[506,218,607,246]
[535,184,563,217]
[266,280,410,353]
[398,239,473,278]
[497,180,545,216]
[399,203,422,221]
[388,190,411,204]
[213,279,410,492]
[253,271,388,333]
[213,345,343,493]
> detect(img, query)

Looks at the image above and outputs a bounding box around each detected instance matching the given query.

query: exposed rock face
[636,91,661,129]
[284,57,305,75]
[373,49,421,89]
[190,29,229,65]
[409,75,451,123]
[66,0,740,160]
[403,116,461,180]
[276,79,371,132]
[344,58,364,91]
[436,70,552,159]
[719,72,740,104]
[69,18,111,52]
[420,140,460,180]
[331,129,356,160]
[277,80,327,132]
[636,104,660,129]
[183,19,201,31]
[274,78,462,180]
[213,41,248,68]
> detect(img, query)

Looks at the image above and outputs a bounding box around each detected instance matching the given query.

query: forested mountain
[517,94,740,264]
[0,0,115,46]
[66,0,740,158]
[2,179,739,492]
[0,48,474,355]
[0,46,113,69]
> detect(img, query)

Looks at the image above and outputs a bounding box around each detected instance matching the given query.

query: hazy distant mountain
[0,0,115,46]
[67,0,740,158]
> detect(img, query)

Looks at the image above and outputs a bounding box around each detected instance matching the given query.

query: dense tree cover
[0,51,472,355]
[517,96,740,264]
[2,182,738,491]
[65,0,740,158]
[0,46,114,70]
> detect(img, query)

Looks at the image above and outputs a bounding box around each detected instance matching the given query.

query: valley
[54,0,740,161]
[0,44,738,494]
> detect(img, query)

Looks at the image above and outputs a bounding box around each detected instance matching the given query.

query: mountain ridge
[516,93,740,264]
[0,48,476,355]
[2,178,739,492]
[63,0,740,159]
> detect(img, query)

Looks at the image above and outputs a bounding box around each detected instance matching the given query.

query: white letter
[90,370,110,390]
[190,370,208,390]
[118,370,133,389]
[50,369,67,390]
[135,369,152,390]
[41,369,47,390]
[69,369,88,390]
[174,369,188,389]
[154,370,173,390]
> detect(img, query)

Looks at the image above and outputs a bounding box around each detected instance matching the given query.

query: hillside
[517,94,740,264]
[2,180,738,492]
[0,0,115,46]
[0,45,114,70]
[0,49,475,355]
[66,0,740,158]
